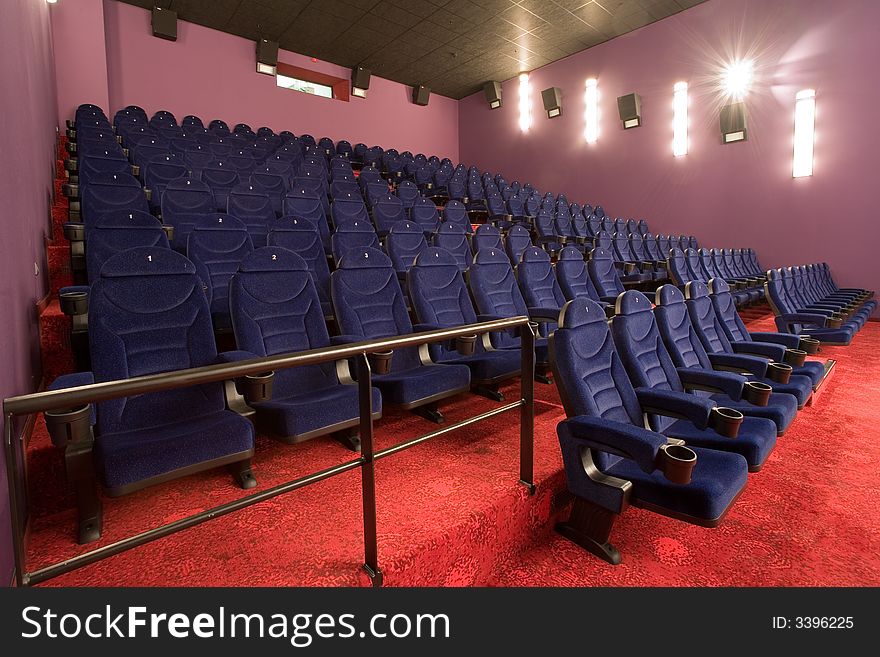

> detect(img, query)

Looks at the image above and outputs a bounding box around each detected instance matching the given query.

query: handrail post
[520,323,536,494]
[356,354,382,587]
[4,413,26,585]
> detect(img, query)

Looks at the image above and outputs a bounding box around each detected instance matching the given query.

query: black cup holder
[63,222,85,242]
[369,351,393,375]
[241,371,274,404]
[766,362,793,384]
[827,316,843,329]
[623,262,637,275]
[783,348,807,367]
[797,337,819,354]
[161,224,175,241]
[657,444,698,485]
[710,406,744,438]
[45,405,91,447]
[456,335,477,356]
[743,380,772,407]
[59,291,89,316]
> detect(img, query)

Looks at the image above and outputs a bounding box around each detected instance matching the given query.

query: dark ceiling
[118,0,708,99]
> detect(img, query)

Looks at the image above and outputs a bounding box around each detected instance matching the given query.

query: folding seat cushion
[284,186,330,253]
[551,298,749,563]
[556,247,606,309]
[81,173,148,226]
[331,248,470,417]
[331,220,380,267]
[504,224,533,265]
[410,197,441,235]
[678,282,813,407]
[516,247,567,335]
[442,199,472,233]
[226,184,275,247]
[432,222,471,272]
[385,221,428,278]
[51,247,255,499]
[268,219,333,317]
[200,162,240,211]
[467,247,551,369]
[372,193,407,236]
[187,215,254,332]
[709,279,826,388]
[472,224,503,254]
[227,247,381,442]
[643,286,798,433]
[587,247,625,303]
[407,248,519,397]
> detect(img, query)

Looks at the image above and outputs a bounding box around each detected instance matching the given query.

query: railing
[3,317,536,587]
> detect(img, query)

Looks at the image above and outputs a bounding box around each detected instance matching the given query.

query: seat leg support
[555,497,621,565]
[229,459,257,490]
[65,438,102,545]
[413,402,444,424]
[333,428,362,453]
[535,363,552,385]
[473,384,504,402]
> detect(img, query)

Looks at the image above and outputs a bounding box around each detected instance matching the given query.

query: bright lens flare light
[672,81,688,157]
[518,73,532,132]
[793,89,816,178]
[584,78,599,143]
[723,59,753,98]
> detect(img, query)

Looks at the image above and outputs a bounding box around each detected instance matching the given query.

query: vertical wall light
[793,89,816,178]
[672,81,689,157]
[518,73,532,132]
[584,78,599,143]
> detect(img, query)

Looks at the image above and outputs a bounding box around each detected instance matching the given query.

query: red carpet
[26,141,880,586]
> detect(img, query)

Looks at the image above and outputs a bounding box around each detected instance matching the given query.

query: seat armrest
[778,312,828,328]
[558,415,666,474]
[677,367,745,400]
[748,332,801,349]
[729,341,785,361]
[527,306,561,323]
[476,313,507,323]
[708,352,770,378]
[47,372,97,442]
[216,350,263,364]
[634,387,715,430]
[330,334,364,346]
[413,322,444,333]
[49,372,95,391]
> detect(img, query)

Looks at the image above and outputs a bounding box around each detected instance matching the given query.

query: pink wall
[51,0,110,129]
[0,0,58,583]
[459,0,879,311]
[99,1,458,161]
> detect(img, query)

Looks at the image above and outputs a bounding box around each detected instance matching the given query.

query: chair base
[333,428,362,452]
[555,497,622,565]
[413,402,444,424]
[473,383,504,402]
[229,459,257,489]
[535,364,553,385]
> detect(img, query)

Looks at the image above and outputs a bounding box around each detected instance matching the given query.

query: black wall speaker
[617,93,642,129]
[351,67,372,90]
[412,85,431,106]
[256,39,279,70]
[483,81,502,109]
[541,87,562,118]
[720,102,748,143]
[151,7,177,42]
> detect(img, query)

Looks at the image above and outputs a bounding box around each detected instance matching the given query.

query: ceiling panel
[116,0,708,99]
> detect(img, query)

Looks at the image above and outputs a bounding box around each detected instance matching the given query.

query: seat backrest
[229,247,338,394]
[684,281,736,356]
[443,199,471,232]
[331,247,420,371]
[86,211,169,283]
[610,290,686,404]
[200,163,240,210]
[267,218,332,305]
[642,233,661,261]
[408,247,479,338]
[588,247,624,298]
[89,247,223,434]
[504,224,532,265]
[161,177,214,223]
[331,220,380,266]
[396,180,420,209]
[187,215,254,329]
[468,247,528,348]
[666,247,690,286]
[372,193,406,235]
[516,246,566,313]
[227,183,275,246]
[432,222,471,271]
[472,224,502,253]
[556,247,601,303]
[82,173,148,224]
[708,278,751,343]
[385,220,428,275]
[331,191,369,229]
[685,248,707,282]
[637,219,649,236]
[410,197,440,234]
[651,284,714,371]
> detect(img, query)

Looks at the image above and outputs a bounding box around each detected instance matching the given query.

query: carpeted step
[47,242,72,295]
[39,299,74,386]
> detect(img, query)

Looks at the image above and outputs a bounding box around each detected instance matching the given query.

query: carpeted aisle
[488,314,880,587]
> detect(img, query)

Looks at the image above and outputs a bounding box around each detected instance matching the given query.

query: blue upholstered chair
[267,219,333,319]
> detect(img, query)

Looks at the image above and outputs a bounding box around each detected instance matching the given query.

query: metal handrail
[4,316,536,587]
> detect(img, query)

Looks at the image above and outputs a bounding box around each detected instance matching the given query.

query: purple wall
[459,0,879,307]
[96,1,458,161]
[0,0,58,584]
[52,0,110,130]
